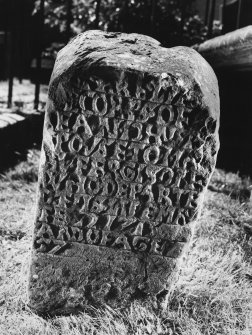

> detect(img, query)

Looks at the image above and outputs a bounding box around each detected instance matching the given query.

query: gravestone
[28,31,220,315]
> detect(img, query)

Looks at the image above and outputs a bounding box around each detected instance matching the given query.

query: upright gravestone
[28,31,220,315]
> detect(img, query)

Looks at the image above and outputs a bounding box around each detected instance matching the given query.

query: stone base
[28,243,178,315]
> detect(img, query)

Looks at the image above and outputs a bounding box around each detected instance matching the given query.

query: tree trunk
[180,0,186,40]
[236,0,242,29]
[66,0,73,42]
[150,0,156,37]
[208,0,216,38]
[34,0,45,110]
[205,0,211,26]
[94,0,101,29]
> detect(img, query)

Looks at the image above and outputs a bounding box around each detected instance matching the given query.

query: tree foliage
[34,0,208,48]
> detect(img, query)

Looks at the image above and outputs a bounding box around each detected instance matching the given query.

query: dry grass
[0,153,252,335]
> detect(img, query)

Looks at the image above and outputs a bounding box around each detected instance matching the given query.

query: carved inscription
[35,71,217,258]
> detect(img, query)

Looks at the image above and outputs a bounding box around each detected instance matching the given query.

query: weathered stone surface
[28,30,220,315]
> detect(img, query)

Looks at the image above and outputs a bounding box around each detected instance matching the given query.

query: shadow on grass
[0,144,40,178]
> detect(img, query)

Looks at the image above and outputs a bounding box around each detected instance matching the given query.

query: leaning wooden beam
[195,25,252,71]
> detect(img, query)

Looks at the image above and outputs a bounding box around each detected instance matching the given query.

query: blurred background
[0,0,252,175]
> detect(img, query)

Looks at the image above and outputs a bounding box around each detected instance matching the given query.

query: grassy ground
[0,151,252,335]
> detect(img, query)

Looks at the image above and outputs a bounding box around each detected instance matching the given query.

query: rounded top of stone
[53,30,215,79]
[50,30,219,119]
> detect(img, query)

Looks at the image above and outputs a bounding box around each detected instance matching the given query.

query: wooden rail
[195,25,252,72]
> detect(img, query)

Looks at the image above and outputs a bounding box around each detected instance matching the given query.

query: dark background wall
[217,69,252,176]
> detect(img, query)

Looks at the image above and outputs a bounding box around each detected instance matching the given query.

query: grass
[0,151,252,335]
